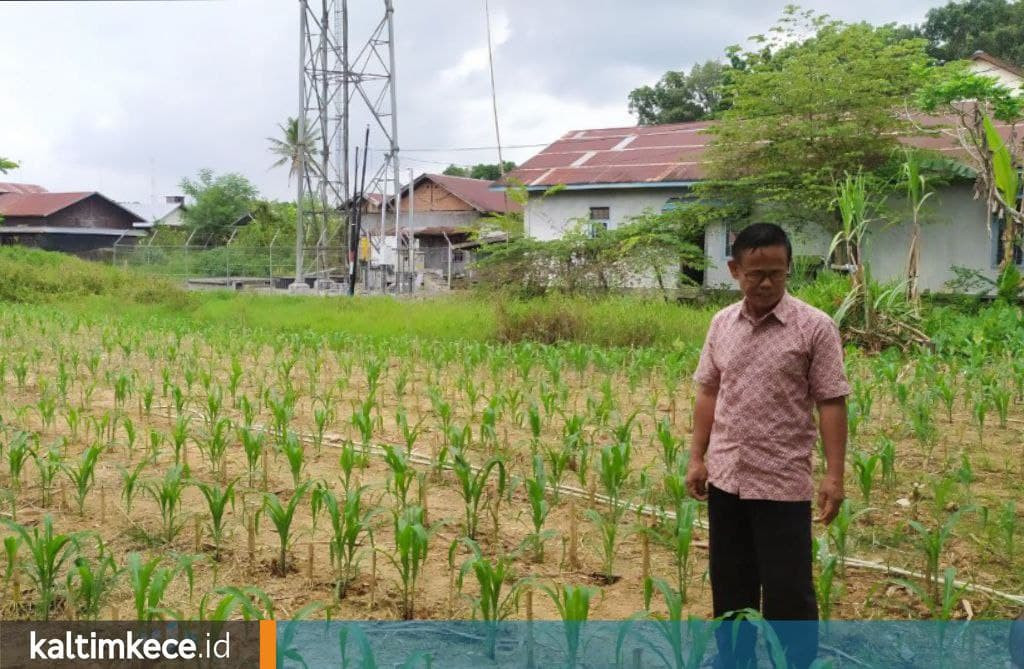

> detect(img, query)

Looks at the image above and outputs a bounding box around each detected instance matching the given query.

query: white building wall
[968,60,1023,92]
[703,183,998,293]
[525,187,690,240]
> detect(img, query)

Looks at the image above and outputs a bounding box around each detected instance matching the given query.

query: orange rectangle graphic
[259,619,276,669]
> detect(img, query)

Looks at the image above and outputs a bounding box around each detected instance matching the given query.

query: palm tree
[267,118,320,184]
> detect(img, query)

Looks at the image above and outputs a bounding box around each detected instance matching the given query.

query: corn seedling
[1,515,83,620]
[455,538,521,659]
[262,481,311,575]
[524,455,555,563]
[451,452,506,540]
[997,501,1017,563]
[239,427,265,489]
[381,444,416,510]
[388,504,431,620]
[813,534,838,621]
[876,436,896,486]
[126,552,175,621]
[668,498,698,601]
[634,577,716,669]
[66,540,120,620]
[203,418,232,478]
[907,507,971,601]
[337,439,365,494]
[851,450,880,504]
[892,566,967,621]
[6,430,32,493]
[34,444,62,508]
[62,443,102,516]
[540,583,597,669]
[194,479,236,560]
[146,465,187,543]
[117,456,150,515]
[280,430,307,489]
[314,484,376,599]
[170,415,190,466]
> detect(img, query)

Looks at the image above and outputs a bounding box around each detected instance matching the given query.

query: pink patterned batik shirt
[692,291,850,501]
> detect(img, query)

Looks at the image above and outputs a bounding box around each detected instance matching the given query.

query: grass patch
[0,247,188,308]
[0,248,714,348]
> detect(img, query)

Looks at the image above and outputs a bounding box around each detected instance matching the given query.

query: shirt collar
[738,291,791,326]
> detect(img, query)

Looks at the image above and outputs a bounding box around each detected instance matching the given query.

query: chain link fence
[110,243,350,286]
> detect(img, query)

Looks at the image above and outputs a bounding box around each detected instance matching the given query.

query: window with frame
[589,206,610,238]
[725,226,740,259]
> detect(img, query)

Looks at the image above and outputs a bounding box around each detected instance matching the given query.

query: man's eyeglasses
[739,270,790,284]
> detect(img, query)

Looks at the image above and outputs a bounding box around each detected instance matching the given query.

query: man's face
[727,244,790,313]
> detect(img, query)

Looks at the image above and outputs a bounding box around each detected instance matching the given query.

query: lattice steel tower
[293,0,401,291]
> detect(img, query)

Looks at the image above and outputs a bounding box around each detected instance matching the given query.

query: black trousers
[708,483,819,669]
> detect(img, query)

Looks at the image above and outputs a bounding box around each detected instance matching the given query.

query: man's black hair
[731,223,792,263]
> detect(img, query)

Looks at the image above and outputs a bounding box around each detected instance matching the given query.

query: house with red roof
[0,182,146,257]
[499,53,1023,293]
[381,173,521,280]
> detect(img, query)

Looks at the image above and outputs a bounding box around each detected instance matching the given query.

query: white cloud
[0,0,948,203]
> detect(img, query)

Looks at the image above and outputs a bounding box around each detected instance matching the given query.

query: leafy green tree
[916,60,1024,266]
[267,117,320,185]
[627,60,729,124]
[179,169,259,243]
[442,162,516,180]
[919,0,1024,67]
[701,8,930,224]
[474,204,706,297]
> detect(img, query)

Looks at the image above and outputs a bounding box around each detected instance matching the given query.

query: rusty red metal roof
[0,182,48,196]
[502,122,712,188]
[0,192,94,217]
[502,114,1011,189]
[419,173,521,213]
[0,191,144,222]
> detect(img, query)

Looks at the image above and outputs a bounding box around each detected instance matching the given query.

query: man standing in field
[685,223,849,669]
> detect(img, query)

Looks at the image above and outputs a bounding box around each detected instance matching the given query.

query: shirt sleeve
[808,317,851,401]
[692,315,721,389]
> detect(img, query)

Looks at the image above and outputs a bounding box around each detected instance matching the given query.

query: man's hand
[815,475,844,524]
[685,457,709,501]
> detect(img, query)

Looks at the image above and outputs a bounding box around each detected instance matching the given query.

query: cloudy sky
[1,0,947,204]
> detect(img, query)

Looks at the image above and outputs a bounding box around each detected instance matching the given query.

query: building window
[662,195,696,212]
[725,226,740,259]
[589,206,610,238]
[452,250,465,263]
